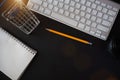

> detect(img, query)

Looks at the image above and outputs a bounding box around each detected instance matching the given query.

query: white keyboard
[27,0,119,40]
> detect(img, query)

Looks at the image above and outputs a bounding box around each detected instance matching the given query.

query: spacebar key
[51,12,78,27]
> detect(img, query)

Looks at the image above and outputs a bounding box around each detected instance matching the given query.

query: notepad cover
[0,27,37,80]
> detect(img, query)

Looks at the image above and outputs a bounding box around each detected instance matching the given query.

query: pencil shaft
[46,28,92,45]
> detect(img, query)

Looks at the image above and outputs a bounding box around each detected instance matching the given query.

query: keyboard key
[80,18,86,23]
[97,12,103,17]
[80,0,86,4]
[91,22,97,27]
[48,4,54,10]
[96,30,102,34]
[44,9,51,15]
[86,1,91,7]
[85,26,90,31]
[75,15,80,21]
[108,16,114,22]
[86,20,91,25]
[97,25,109,32]
[28,0,119,40]
[108,10,116,16]
[101,35,106,40]
[75,9,80,14]
[59,9,64,14]
[102,20,111,26]
[91,16,96,21]
[42,2,48,8]
[95,0,100,4]
[78,22,85,29]
[95,33,100,37]
[75,0,80,2]
[90,31,95,35]
[33,4,39,10]
[97,6,102,11]
[90,0,95,2]
[33,0,42,3]
[70,1,75,6]
[107,5,112,9]
[92,10,97,15]
[69,7,74,12]
[102,8,108,13]
[64,11,70,16]
[27,2,34,9]
[53,0,58,6]
[59,0,64,2]
[48,0,53,3]
[53,7,59,12]
[91,28,97,33]
[58,2,64,8]
[85,13,91,19]
[81,6,86,11]
[101,3,106,7]
[96,18,102,23]
[113,7,119,12]
[70,13,75,18]
[39,7,44,12]
[91,3,97,9]
[86,8,92,13]
[51,12,78,26]
[103,14,108,20]
[64,5,69,10]
[75,3,81,9]
[64,0,70,4]
[85,14,91,19]
[80,11,85,16]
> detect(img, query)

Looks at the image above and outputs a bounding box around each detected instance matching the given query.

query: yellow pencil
[46,28,92,45]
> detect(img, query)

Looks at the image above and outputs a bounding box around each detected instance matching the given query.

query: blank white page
[0,27,37,80]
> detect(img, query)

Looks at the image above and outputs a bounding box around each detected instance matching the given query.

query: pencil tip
[89,42,92,45]
[45,28,49,31]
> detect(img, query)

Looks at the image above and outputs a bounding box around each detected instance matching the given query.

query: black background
[0,0,120,80]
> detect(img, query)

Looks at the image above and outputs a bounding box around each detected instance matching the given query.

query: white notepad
[0,27,37,80]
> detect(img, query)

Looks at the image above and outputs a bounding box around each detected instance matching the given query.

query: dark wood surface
[0,0,120,80]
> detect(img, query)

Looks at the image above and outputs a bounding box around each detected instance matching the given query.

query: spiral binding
[0,27,37,55]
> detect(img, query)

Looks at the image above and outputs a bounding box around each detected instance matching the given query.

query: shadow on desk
[0,7,120,80]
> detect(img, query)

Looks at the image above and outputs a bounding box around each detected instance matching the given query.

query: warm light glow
[17,0,22,2]
[16,0,22,3]
[16,0,23,8]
